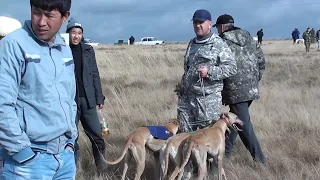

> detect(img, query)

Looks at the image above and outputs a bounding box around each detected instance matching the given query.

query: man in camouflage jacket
[302,28,313,52]
[176,9,237,132]
[214,14,266,164]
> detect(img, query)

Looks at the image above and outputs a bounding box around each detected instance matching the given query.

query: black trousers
[74,97,106,165]
[225,100,266,163]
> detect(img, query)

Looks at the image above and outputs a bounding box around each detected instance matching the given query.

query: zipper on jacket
[49,46,70,150]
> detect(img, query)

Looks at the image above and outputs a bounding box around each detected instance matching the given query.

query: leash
[198,72,208,122]
[184,72,209,134]
[75,121,112,167]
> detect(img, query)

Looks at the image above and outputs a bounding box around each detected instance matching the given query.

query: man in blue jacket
[292,28,300,44]
[66,18,107,173]
[0,0,77,179]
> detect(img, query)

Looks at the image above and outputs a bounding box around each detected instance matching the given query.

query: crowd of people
[292,27,320,52]
[0,0,267,179]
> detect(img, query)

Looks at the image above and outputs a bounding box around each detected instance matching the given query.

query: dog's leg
[153,151,161,180]
[168,149,187,180]
[175,141,194,180]
[159,147,167,180]
[163,142,176,180]
[209,156,218,177]
[177,160,192,180]
[217,146,225,180]
[168,146,185,180]
[222,167,227,180]
[196,150,207,180]
[132,145,146,180]
[121,152,132,180]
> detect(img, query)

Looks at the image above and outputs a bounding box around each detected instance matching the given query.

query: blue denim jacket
[0,20,77,163]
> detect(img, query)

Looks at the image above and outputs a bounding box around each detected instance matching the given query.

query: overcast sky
[1,0,320,44]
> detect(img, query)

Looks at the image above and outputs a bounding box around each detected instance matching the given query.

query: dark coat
[220,27,266,105]
[292,29,300,39]
[75,42,105,108]
[257,30,263,39]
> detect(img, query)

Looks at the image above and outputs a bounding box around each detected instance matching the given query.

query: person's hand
[97,104,104,109]
[198,66,208,78]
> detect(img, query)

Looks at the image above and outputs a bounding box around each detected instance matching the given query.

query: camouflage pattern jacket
[180,33,237,96]
[302,31,313,44]
[219,27,266,105]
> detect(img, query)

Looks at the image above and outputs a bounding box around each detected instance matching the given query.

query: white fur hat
[0,16,22,36]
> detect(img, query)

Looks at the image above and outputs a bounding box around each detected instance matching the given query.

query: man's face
[69,27,83,45]
[31,6,69,43]
[307,28,311,32]
[193,20,211,37]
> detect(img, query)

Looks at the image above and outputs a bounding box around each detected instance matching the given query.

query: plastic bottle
[97,108,110,136]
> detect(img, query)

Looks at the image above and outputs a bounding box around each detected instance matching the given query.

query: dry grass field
[75,39,320,180]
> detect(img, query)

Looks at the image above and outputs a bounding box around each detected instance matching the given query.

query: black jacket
[75,42,105,108]
[257,30,264,38]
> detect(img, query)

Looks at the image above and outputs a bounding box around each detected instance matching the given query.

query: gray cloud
[1,0,320,44]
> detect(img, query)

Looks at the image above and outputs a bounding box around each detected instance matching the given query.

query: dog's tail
[163,143,171,177]
[102,136,132,165]
[179,140,194,172]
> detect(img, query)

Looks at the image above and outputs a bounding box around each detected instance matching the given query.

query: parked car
[114,39,128,45]
[134,37,164,45]
[84,38,99,46]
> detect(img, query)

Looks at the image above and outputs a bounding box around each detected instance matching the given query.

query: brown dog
[169,112,243,180]
[103,118,179,180]
[159,127,232,179]
[159,132,191,179]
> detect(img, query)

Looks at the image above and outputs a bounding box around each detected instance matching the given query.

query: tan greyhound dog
[159,132,191,179]
[169,112,243,180]
[103,118,179,180]
[159,123,232,179]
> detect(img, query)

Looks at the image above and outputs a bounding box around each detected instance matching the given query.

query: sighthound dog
[102,118,179,180]
[169,112,243,180]
[159,132,191,179]
[159,124,231,179]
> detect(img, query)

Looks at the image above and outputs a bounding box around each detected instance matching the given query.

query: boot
[94,149,108,174]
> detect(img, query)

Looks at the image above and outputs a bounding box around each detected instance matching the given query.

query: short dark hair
[30,0,71,16]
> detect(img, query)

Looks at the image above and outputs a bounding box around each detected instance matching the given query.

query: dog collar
[222,118,228,126]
